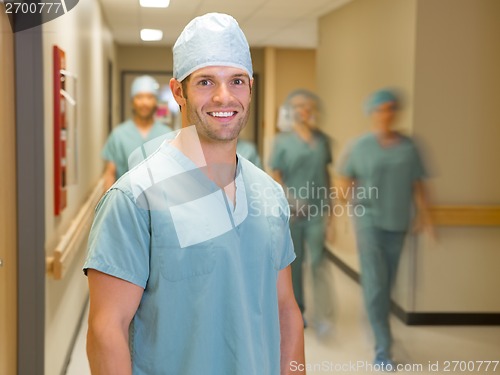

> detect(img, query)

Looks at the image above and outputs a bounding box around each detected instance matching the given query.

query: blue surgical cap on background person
[172,13,253,82]
[364,88,401,115]
[131,75,160,98]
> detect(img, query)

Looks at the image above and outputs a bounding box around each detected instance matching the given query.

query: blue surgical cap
[173,13,253,82]
[131,75,159,98]
[364,88,400,115]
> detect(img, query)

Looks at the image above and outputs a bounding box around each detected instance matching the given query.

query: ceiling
[99,0,353,48]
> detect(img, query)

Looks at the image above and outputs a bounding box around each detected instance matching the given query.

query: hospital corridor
[1,0,500,374]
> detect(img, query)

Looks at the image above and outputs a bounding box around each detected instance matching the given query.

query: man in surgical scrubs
[102,75,172,190]
[270,89,334,338]
[84,13,304,375]
[338,88,433,369]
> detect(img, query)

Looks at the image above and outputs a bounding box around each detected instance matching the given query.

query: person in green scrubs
[270,89,334,338]
[338,88,434,369]
[102,75,172,190]
[237,139,262,168]
[84,13,305,375]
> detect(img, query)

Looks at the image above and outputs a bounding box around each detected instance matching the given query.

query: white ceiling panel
[99,0,353,47]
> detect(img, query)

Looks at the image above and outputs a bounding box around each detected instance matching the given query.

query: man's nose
[213,84,232,104]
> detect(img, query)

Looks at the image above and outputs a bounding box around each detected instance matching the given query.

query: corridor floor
[66,261,500,374]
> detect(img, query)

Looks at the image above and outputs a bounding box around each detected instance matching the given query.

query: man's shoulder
[314,130,333,147]
[240,158,283,194]
[274,131,295,142]
[237,139,254,147]
[271,132,297,156]
[241,157,271,181]
[398,133,416,146]
[110,120,135,135]
[112,142,174,200]
[153,122,173,133]
[351,132,375,149]
[314,129,330,139]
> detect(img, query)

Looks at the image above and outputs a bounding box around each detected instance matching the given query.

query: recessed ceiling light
[140,29,163,42]
[140,0,170,8]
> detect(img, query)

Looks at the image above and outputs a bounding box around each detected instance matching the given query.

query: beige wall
[0,5,17,375]
[414,0,500,204]
[118,45,173,72]
[319,0,500,313]
[42,1,117,373]
[275,49,317,105]
[411,0,500,312]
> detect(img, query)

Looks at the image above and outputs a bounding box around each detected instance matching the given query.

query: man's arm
[335,175,355,204]
[103,161,117,192]
[413,180,435,238]
[87,269,144,375]
[277,266,305,375]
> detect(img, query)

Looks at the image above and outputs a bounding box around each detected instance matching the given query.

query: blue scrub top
[269,130,332,212]
[339,132,427,231]
[102,120,172,179]
[84,137,295,375]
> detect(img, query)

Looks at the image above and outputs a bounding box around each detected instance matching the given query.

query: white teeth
[210,111,234,117]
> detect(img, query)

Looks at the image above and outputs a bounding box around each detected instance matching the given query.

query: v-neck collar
[163,140,248,227]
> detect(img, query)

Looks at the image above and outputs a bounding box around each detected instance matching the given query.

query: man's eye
[198,80,210,86]
[233,78,244,85]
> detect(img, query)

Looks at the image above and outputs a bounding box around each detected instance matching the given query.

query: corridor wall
[410,0,500,313]
[42,1,117,374]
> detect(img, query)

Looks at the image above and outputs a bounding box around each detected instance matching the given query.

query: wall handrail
[431,205,500,227]
[46,178,104,279]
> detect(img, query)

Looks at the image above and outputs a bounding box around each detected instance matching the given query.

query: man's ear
[169,78,186,107]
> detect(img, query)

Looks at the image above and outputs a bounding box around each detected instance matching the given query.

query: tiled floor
[66,262,500,374]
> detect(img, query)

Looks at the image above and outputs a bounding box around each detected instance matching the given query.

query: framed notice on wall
[53,45,77,216]
[53,45,67,216]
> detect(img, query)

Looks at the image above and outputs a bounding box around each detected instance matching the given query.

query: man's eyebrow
[191,73,249,80]
[192,74,214,80]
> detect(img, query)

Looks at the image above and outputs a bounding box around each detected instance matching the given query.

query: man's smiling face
[179,66,253,143]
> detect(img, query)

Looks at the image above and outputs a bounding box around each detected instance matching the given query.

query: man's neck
[133,116,154,129]
[170,126,237,189]
[373,127,400,147]
[293,123,314,142]
[200,138,237,190]
[373,126,398,140]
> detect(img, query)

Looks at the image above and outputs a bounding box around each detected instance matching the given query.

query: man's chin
[137,113,156,121]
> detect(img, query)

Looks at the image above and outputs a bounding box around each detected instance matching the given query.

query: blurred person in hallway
[337,88,433,369]
[84,12,304,375]
[269,89,334,339]
[102,75,172,190]
[237,138,262,168]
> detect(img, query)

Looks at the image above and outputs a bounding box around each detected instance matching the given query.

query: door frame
[0,5,17,375]
[15,25,46,375]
